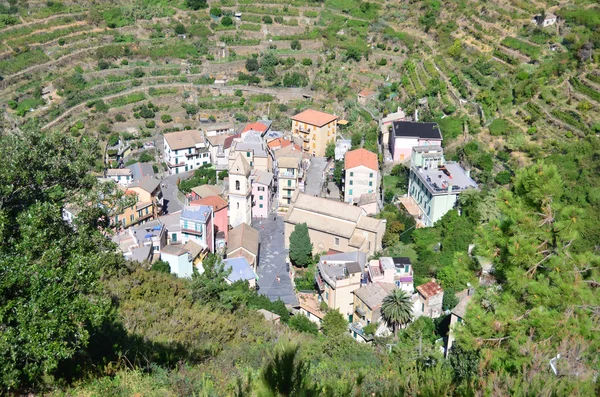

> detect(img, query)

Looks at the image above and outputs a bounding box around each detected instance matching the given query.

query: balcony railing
[182,228,203,237]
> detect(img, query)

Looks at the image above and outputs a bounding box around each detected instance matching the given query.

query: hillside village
[1,0,599,394]
[67,105,479,349]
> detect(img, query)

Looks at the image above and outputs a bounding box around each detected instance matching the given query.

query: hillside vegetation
[0,0,599,395]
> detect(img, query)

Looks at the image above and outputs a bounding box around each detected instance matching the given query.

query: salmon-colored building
[190,195,229,252]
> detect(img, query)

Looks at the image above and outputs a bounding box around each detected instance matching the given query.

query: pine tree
[289,223,313,267]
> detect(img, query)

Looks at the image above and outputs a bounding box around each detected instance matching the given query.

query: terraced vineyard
[0,0,598,179]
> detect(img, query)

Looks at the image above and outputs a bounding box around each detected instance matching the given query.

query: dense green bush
[489,118,509,136]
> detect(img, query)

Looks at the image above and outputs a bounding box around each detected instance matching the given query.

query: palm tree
[381,289,413,338]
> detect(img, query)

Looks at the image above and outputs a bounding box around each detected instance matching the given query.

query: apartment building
[163,130,210,175]
[106,168,133,186]
[407,146,478,227]
[250,169,273,219]
[344,148,379,205]
[291,109,338,157]
[277,156,303,208]
[180,205,214,253]
[315,251,366,319]
[366,257,414,294]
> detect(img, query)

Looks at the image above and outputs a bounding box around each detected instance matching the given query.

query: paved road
[254,215,298,306]
[304,157,328,196]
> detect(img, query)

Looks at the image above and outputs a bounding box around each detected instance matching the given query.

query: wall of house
[181,215,213,252]
[285,223,351,253]
[353,294,374,326]
[252,182,270,219]
[162,252,193,278]
[214,207,228,243]
[228,248,257,270]
[278,173,298,207]
[299,307,323,326]
[164,140,211,175]
[344,165,378,204]
[408,171,458,227]
[292,120,336,157]
[390,137,442,163]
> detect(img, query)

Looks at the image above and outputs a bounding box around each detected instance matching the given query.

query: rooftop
[452,294,473,319]
[164,130,205,151]
[242,120,271,134]
[227,223,259,256]
[319,260,362,285]
[392,121,442,140]
[277,156,301,169]
[412,162,478,195]
[191,195,228,212]
[127,162,155,181]
[229,153,251,176]
[357,192,378,205]
[417,281,443,299]
[230,132,269,157]
[257,309,281,322]
[190,184,224,198]
[183,240,204,258]
[206,133,235,147]
[107,168,132,176]
[161,244,189,256]
[251,169,274,186]
[204,122,234,132]
[354,282,396,309]
[345,148,378,171]
[358,88,375,97]
[223,257,257,282]
[292,109,338,127]
[129,176,161,194]
[297,292,326,319]
[320,250,367,267]
[181,205,212,223]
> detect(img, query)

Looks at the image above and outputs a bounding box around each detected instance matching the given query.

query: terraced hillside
[0,0,598,179]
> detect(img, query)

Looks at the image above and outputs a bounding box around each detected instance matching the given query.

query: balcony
[182,228,203,237]
[297,126,310,134]
[302,136,310,143]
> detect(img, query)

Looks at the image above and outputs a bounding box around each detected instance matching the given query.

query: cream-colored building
[228,154,252,228]
[315,251,366,319]
[284,191,386,256]
[277,156,303,208]
[344,148,379,205]
[291,109,338,157]
[228,131,273,173]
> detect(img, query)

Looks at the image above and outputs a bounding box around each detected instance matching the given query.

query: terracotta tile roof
[227,223,259,257]
[344,148,378,171]
[292,109,338,127]
[190,184,224,198]
[268,138,293,149]
[242,121,269,134]
[358,88,375,97]
[417,281,443,299]
[164,130,204,151]
[191,195,228,212]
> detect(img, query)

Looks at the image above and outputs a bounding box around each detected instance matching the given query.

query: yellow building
[291,109,338,157]
[114,177,163,229]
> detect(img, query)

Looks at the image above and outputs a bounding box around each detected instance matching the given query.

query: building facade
[106,168,133,186]
[163,130,210,175]
[180,205,214,252]
[228,154,252,228]
[291,109,338,157]
[407,146,478,227]
[315,251,366,319]
[250,169,273,219]
[344,148,379,205]
[388,121,442,163]
[277,156,302,208]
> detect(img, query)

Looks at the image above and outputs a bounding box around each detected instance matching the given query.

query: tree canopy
[289,223,313,267]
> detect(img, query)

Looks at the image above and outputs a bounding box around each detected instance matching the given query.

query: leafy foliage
[289,223,313,267]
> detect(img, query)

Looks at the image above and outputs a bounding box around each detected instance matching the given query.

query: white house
[163,130,211,175]
[532,13,557,27]
[160,245,193,278]
[106,168,133,186]
[344,148,379,205]
[389,121,442,163]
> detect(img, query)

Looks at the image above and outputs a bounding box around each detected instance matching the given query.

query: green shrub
[210,7,222,16]
[288,314,318,335]
[161,114,173,123]
[301,58,313,66]
[115,114,126,122]
[489,119,509,136]
[290,39,301,50]
[146,120,156,128]
[263,15,273,24]
[221,16,233,26]
[151,260,171,273]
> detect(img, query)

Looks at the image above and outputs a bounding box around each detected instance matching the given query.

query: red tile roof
[292,109,338,127]
[344,148,378,171]
[191,195,228,212]
[242,122,269,134]
[358,88,375,97]
[417,281,443,299]
[224,133,241,149]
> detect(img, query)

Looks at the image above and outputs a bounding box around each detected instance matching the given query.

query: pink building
[389,121,442,163]
[190,195,228,251]
[250,169,273,219]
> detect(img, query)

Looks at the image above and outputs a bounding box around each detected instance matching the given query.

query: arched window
[235,180,240,190]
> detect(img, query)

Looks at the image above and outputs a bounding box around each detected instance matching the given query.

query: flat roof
[392,121,442,140]
[412,162,478,195]
[292,109,338,127]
